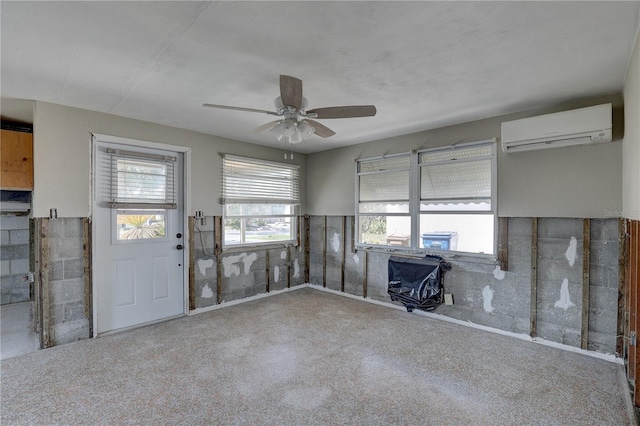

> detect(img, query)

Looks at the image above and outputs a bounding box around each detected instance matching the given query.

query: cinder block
[588,286,618,314]
[470,310,515,332]
[1,230,10,245]
[63,258,84,280]
[589,265,618,290]
[508,217,533,238]
[538,218,582,239]
[10,259,29,274]
[1,290,11,304]
[590,219,619,242]
[9,229,29,245]
[64,219,84,237]
[50,302,65,324]
[1,260,11,275]
[538,239,583,264]
[587,330,617,354]
[64,300,86,322]
[49,219,65,237]
[52,318,90,345]
[1,244,28,261]
[507,236,532,260]
[50,278,85,304]
[590,241,618,266]
[49,260,63,281]
[10,287,30,303]
[50,237,83,260]
[0,215,29,231]
[1,274,28,290]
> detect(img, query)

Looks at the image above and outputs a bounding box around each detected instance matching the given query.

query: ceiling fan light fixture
[298,121,315,139]
[279,118,296,136]
[289,128,303,144]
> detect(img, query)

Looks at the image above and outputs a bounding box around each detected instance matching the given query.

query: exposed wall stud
[363,250,368,299]
[530,217,538,338]
[266,250,270,293]
[83,218,93,337]
[323,215,327,287]
[286,245,291,289]
[498,217,509,271]
[39,218,51,348]
[618,218,627,356]
[581,218,591,350]
[214,216,223,304]
[341,216,346,292]
[304,215,310,283]
[188,217,196,311]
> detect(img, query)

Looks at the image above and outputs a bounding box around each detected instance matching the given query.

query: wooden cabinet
[1,129,33,190]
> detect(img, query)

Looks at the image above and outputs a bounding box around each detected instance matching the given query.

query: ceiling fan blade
[307,105,377,119]
[252,120,281,133]
[280,75,303,109]
[203,103,278,116]
[303,119,336,138]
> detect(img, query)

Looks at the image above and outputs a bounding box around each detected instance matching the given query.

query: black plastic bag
[387,255,451,312]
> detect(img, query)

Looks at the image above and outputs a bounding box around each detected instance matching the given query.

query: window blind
[222,155,300,205]
[107,148,177,209]
[358,155,410,203]
[419,144,492,205]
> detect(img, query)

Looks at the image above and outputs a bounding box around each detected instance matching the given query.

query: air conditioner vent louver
[501,103,612,153]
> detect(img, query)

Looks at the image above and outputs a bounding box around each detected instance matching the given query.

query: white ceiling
[2,1,639,154]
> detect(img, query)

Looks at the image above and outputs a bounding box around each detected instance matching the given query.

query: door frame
[90,133,191,336]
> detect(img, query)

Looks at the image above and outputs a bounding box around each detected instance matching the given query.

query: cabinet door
[1,129,33,190]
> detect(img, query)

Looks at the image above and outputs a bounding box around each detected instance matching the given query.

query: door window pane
[116,211,166,240]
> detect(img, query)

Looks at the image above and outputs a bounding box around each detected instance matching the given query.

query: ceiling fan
[203,75,377,145]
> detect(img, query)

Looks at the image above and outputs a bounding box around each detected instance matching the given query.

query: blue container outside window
[421,232,458,251]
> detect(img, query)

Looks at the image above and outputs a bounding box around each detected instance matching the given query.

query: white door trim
[90,133,192,336]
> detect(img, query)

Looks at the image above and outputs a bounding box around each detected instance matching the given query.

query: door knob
[176,244,183,250]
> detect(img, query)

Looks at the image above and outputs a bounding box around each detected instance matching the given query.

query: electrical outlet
[444,293,454,305]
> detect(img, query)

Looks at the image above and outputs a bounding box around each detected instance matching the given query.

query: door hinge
[631,332,636,347]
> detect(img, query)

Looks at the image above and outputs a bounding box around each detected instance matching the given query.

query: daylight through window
[356,140,496,254]
[222,155,299,246]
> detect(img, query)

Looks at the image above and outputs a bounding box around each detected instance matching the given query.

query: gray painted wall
[623,28,640,220]
[32,101,307,218]
[306,94,623,218]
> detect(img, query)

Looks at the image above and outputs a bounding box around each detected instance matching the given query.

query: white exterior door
[93,140,185,334]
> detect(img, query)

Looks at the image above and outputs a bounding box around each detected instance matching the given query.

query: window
[356,140,496,254]
[357,154,411,246]
[105,148,177,241]
[222,155,299,246]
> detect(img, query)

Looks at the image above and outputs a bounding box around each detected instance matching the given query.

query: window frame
[355,139,497,256]
[221,155,300,248]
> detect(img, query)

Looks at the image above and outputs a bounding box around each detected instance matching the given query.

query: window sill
[222,242,299,253]
[355,245,498,264]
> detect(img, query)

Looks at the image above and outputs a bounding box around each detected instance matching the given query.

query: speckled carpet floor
[1,288,633,425]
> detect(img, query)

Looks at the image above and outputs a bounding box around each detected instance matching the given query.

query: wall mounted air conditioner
[501,103,612,153]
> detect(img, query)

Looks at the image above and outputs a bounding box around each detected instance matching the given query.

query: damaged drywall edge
[307,284,623,365]
[188,284,309,315]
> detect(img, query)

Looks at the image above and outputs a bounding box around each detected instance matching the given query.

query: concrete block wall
[192,216,307,309]
[308,216,621,355]
[193,217,217,309]
[1,214,31,304]
[47,218,90,346]
[308,216,365,295]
